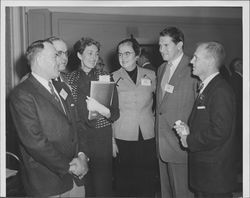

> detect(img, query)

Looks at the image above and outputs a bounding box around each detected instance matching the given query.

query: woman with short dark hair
[65,37,120,197]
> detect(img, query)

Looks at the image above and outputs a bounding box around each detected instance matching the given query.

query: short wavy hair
[73,37,101,54]
[160,26,184,47]
[25,40,52,66]
[117,37,141,56]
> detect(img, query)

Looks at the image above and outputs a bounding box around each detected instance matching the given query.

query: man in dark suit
[174,42,238,198]
[229,57,243,184]
[156,26,197,198]
[9,40,88,197]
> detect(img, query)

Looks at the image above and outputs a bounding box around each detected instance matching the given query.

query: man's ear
[36,53,44,66]
[177,41,183,51]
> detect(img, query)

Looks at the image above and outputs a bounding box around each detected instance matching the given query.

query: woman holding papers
[65,37,119,197]
[112,38,158,197]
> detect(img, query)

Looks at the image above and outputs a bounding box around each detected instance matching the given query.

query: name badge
[197,106,206,109]
[60,88,68,100]
[141,78,151,86]
[99,75,110,82]
[164,84,174,93]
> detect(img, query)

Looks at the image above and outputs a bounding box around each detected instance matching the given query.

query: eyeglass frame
[57,50,69,57]
[118,51,135,58]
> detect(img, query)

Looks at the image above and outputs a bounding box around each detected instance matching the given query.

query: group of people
[9,26,242,198]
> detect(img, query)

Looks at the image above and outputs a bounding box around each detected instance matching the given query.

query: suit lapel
[156,62,167,107]
[120,68,137,88]
[29,75,66,116]
[52,78,73,121]
[189,74,222,124]
[159,56,188,107]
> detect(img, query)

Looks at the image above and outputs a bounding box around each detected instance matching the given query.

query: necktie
[197,82,204,93]
[48,81,61,103]
[161,62,172,93]
[48,81,67,115]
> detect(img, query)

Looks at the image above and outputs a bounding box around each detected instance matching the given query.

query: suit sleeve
[9,89,70,177]
[187,86,235,152]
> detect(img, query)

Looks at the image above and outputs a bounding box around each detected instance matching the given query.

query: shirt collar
[170,52,184,68]
[200,72,219,93]
[31,72,51,92]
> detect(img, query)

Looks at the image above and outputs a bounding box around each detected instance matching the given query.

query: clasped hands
[68,154,89,179]
[173,120,190,148]
[86,96,111,118]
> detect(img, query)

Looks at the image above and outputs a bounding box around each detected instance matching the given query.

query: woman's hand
[86,96,111,118]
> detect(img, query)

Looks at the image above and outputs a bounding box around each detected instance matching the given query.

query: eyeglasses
[57,50,69,57]
[118,51,135,58]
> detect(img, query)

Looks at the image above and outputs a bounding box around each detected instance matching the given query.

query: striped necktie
[48,81,60,103]
[197,82,204,93]
[161,62,172,94]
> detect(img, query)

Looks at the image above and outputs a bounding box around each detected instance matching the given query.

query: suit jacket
[187,74,238,193]
[52,76,88,186]
[9,75,79,196]
[112,66,156,140]
[156,54,197,163]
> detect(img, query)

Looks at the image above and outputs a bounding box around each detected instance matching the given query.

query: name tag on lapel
[59,88,68,100]
[141,78,151,86]
[99,75,110,82]
[164,84,174,93]
[197,106,206,109]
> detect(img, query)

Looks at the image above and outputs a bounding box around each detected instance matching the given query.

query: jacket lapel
[189,74,222,124]
[156,62,167,107]
[159,56,188,107]
[29,75,66,116]
[52,78,73,121]
[120,68,137,88]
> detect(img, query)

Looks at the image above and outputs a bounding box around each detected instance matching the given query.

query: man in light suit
[174,42,238,198]
[9,40,88,197]
[156,27,197,198]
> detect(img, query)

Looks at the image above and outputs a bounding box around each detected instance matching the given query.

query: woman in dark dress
[64,37,119,197]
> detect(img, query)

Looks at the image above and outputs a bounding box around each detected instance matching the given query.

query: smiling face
[77,44,99,72]
[159,35,183,62]
[52,40,68,72]
[118,42,138,71]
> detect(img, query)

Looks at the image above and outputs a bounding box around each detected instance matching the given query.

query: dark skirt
[83,125,113,197]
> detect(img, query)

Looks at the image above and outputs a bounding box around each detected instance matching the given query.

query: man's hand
[173,120,190,148]
[69,153,89,179]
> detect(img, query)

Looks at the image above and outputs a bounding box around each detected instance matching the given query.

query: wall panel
[51,11,242,72]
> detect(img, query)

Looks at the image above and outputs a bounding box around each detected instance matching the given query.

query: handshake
[69,152,89,179]
[173,120,190,148]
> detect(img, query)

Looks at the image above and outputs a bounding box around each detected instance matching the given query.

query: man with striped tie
[156,26,198,198]
[9,39,88,197]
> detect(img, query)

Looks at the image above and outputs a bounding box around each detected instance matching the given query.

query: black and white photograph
[1,1,249,197]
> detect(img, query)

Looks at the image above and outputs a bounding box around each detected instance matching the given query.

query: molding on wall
[51,12,242,26]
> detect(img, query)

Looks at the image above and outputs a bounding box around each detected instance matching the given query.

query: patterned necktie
[161,62,172,94]
[48,81,60,103]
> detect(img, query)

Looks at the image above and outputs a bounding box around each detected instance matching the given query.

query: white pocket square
[197,106,206,109]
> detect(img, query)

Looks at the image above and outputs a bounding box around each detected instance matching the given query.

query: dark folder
[88,81,115,120]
